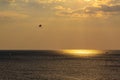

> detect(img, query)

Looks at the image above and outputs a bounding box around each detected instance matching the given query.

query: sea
[0,50,119,80]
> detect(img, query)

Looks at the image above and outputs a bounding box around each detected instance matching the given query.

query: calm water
[0,50,120,80]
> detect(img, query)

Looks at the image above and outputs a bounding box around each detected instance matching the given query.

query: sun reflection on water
[62,49,105,57]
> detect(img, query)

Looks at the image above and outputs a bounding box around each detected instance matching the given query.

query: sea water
[0,50,119,80]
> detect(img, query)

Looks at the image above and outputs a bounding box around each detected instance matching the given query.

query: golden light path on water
[61,50,105,57]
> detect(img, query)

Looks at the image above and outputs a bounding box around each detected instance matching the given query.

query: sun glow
[84,0,91,2]
[62,50,104,57]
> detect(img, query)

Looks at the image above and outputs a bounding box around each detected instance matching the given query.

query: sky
[0,0,120,50]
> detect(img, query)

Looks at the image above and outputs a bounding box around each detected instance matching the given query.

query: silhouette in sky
[39,24,42,27]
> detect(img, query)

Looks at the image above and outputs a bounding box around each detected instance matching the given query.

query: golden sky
[0,0,120,50]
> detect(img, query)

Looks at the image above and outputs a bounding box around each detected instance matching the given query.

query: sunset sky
[0,0,120,50]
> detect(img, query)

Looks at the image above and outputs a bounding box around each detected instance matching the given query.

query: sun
[62,49,104,57]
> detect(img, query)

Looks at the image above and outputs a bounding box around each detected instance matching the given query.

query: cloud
[34,0,65,4]
[0,0,65,4]
[56,5,120,18]
[0,0,66,12]
[55,0,120,17]
[99,5,120,12]
[0,11,28,19]
[1,0,120,18]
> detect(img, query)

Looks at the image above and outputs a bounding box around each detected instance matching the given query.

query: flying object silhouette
[39,24,42,27]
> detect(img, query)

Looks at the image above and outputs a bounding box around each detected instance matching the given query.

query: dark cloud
[100,5,120,12]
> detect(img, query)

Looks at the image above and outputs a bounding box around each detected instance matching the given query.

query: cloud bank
[0,0,120,18]
[55,0,120,17]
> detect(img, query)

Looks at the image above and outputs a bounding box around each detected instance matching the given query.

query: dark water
[0,50,120,80]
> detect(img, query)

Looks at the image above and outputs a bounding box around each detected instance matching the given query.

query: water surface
[0,50,119,80]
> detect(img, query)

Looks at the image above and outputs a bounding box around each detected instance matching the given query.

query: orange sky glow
[0,0,120,50]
